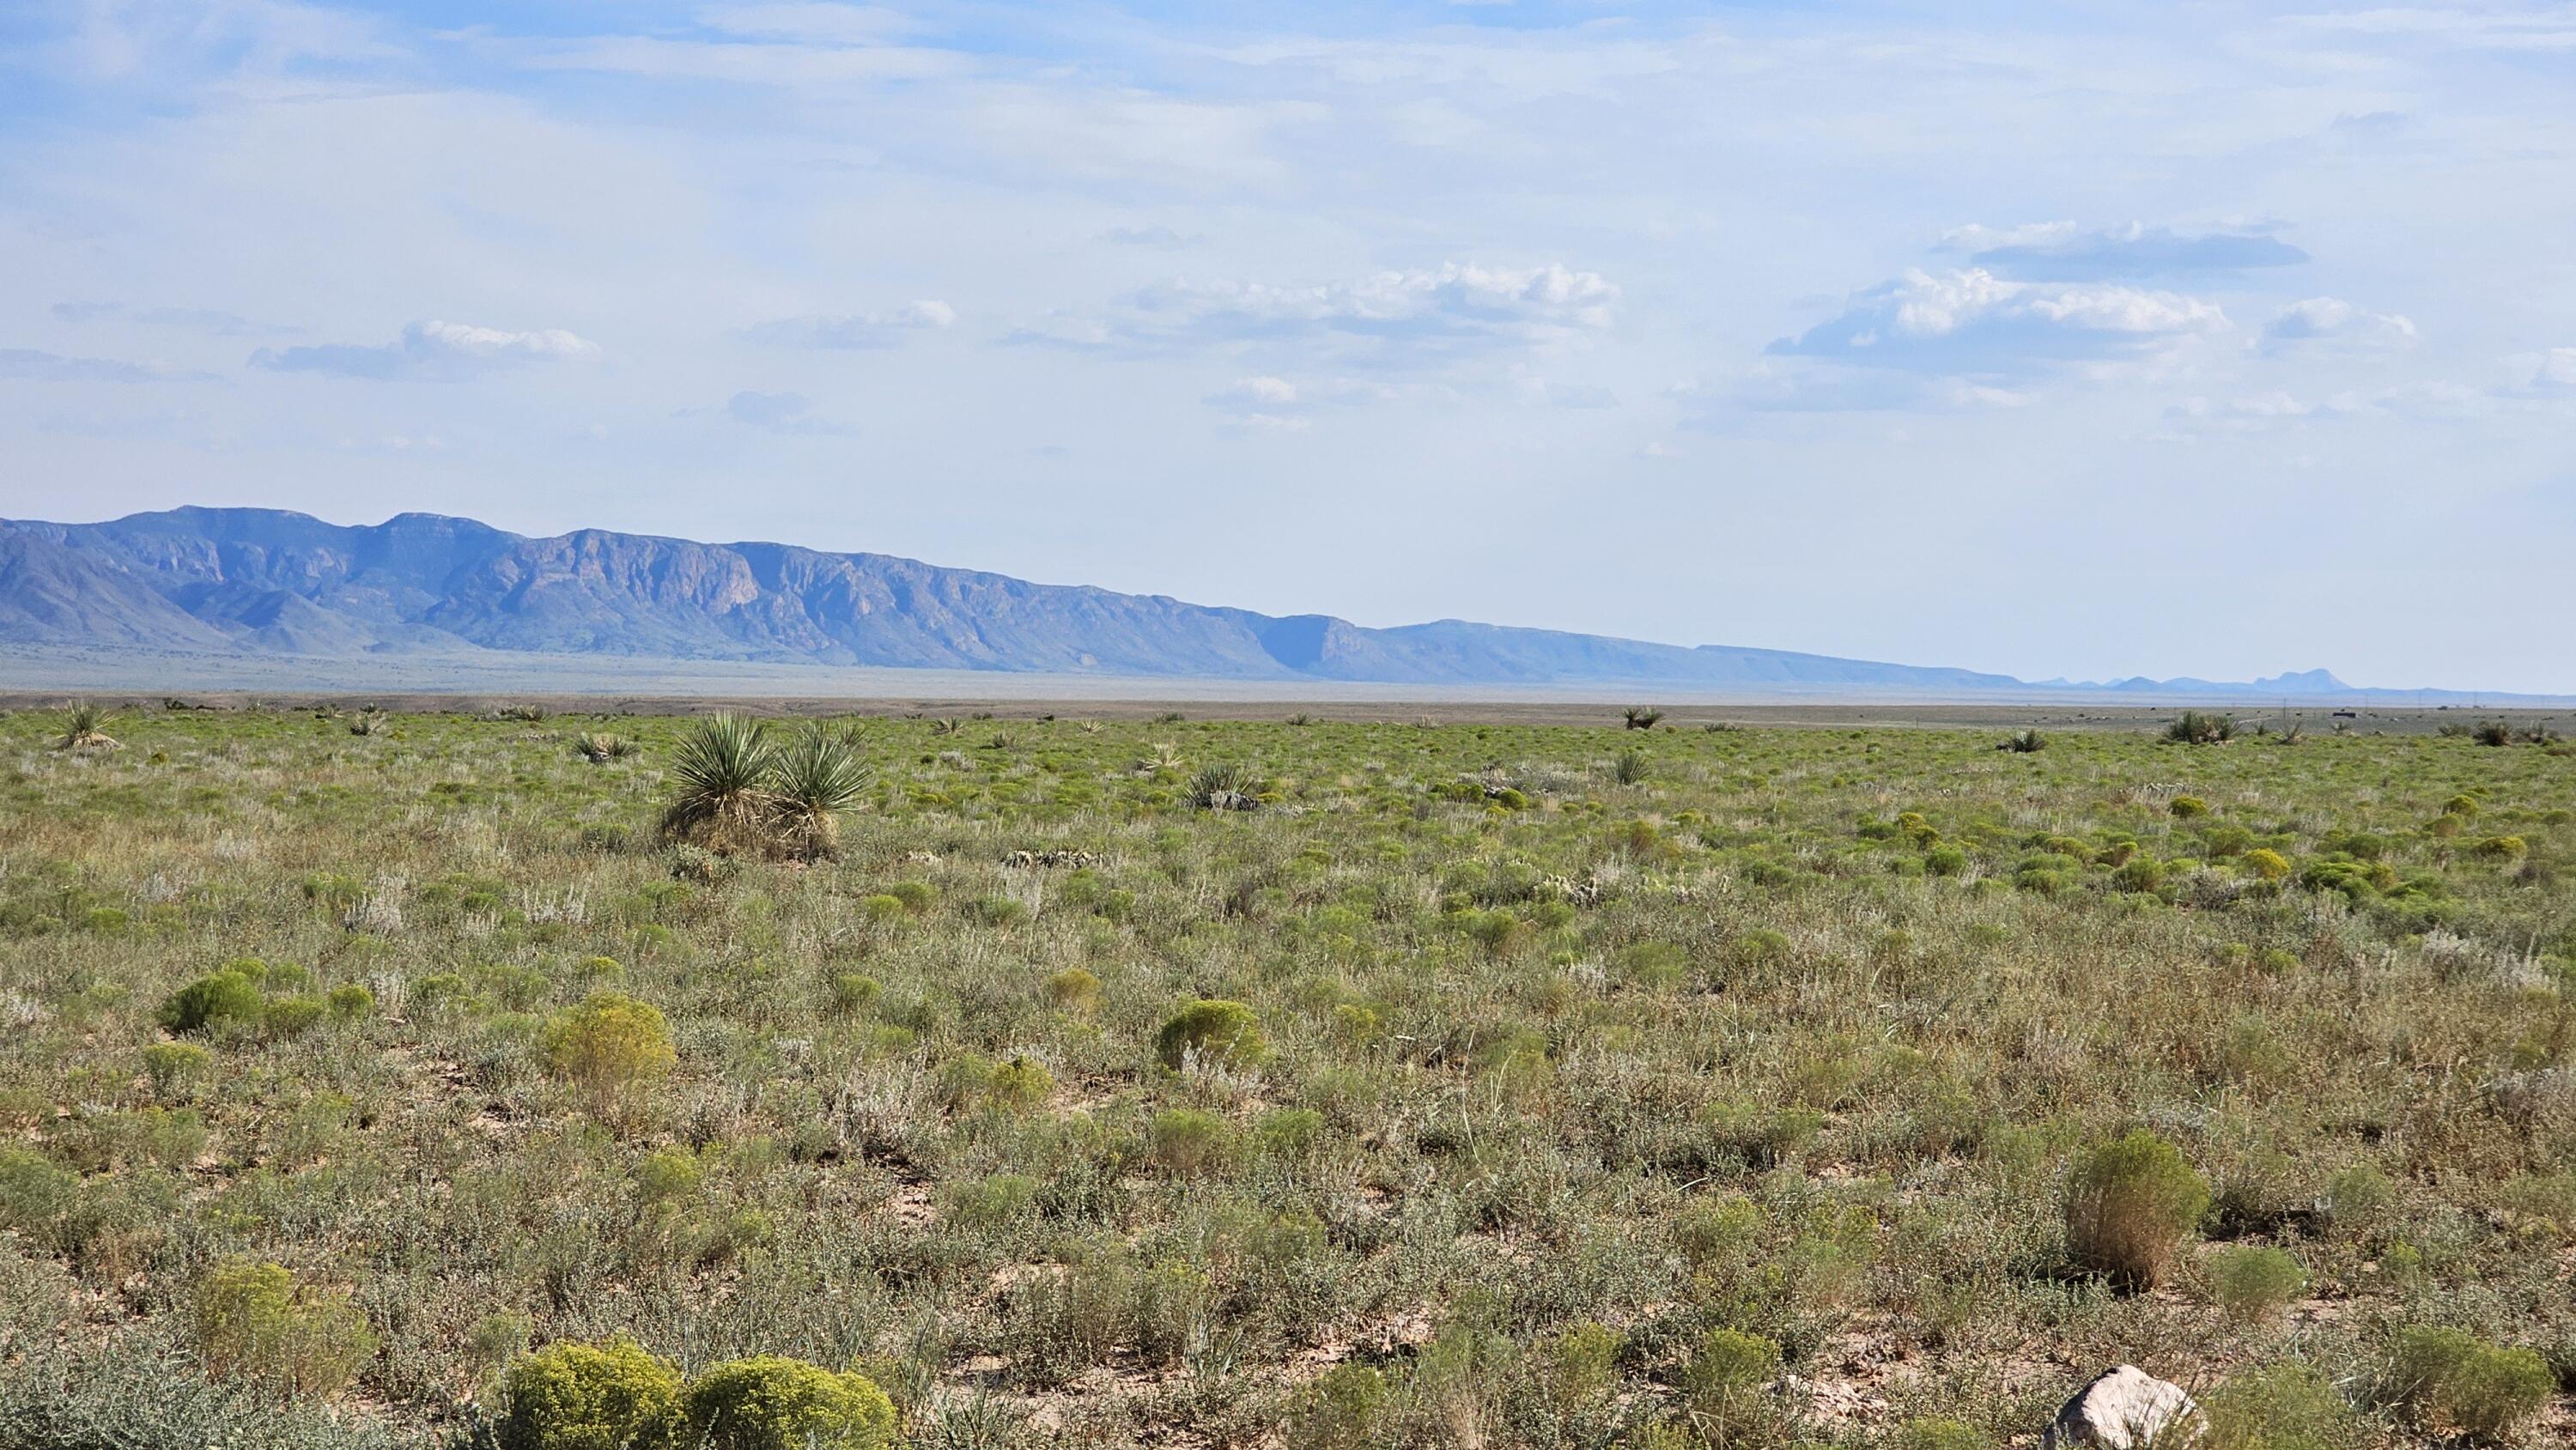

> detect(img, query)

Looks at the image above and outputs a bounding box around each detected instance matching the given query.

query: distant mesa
[0,507,2553,702]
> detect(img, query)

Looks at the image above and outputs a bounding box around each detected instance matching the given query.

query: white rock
[2041,1366,2201,1450]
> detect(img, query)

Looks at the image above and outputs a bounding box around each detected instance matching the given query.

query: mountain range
[0,507,2548,702]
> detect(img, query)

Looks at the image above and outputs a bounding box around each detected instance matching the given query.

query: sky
[2,1,2573,692]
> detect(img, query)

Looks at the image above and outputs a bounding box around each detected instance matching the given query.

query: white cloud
[744,300,957,349]
[2531,348,2576,390]
[1015,262,1617,361]
[1937,221,2309,279]
[249,320,602,379]
[1768,268,2227,378]
[2261,297,2417,352]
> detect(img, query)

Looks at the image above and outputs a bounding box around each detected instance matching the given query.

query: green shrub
[2064,1129,2209,1289]
[1294,1363,1386,1450]
[189,1259,379,1399]
[2166,712,2239,744]
[2204,1245,2307,1322]
[1683,1327,1781,1432]
[883,881,936,913]
[828,974,882,1016]
[986,1053,1054,1113]
[2242,848,2291,882]
[672,1356,897,1450]
[326,984,374,1018]
[262,996,328,1039]
[1149,1107,1235,1175]
[1154,998,1266,1070]
[2386,1326,2553,1440]
[1044,968,1103,1013]
[0,1148,78,1246]
[2202,1363,2360,1450]
[543,992,676,1101]
[158,970,263,1034]
[143,1040,215,1096]
[2111,858,2166,894]
[2170,796,2208,819]
[1900,1417,1986,1450]
[497,1335,683,1450]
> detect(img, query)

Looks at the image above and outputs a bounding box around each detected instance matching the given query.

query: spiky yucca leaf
[659,713,777,851]
[56,701,118,751]
[770,722,874,858]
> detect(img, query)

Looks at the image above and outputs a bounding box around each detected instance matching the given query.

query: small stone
[2041,1365,2200,1449]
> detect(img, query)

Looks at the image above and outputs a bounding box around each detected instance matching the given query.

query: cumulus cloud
[743,300,956,349]
[2260,297,2416,352]
[1765,268,2227,376]
[1940,221,2308,280]
[249,320,602,379]
[1013,262,1618,360]
[0,347,221,383]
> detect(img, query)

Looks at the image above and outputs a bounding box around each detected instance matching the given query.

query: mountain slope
[0,507,2511,700]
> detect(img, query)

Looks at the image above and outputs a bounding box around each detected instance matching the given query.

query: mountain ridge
[0,507,2555,702]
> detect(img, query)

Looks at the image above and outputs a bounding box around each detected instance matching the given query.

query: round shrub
[673,1356,897,1450]
[1150,1107,1236,1175]
[543,992,677,1098]
[1154,998,1266,1071]
[2203,1245,2307,1322]
[262,996,328,1040]
[190,1258,379,1400]
[2241,848,2291,882]
[2202,1363,2359,1450]
[158,969,263,1034]
[2064,1129,2209,1289]
[498,1335,683,1450]
[2387,1326,2553,1441]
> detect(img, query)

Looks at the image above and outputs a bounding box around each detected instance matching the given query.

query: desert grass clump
[2166,710,2239,744]
[2384,1326,2554,1441]
[497,1335,682,1450]
[54,700,119,750]
[346,708,387,736]
[2063,1129,2209,1290]
[189,1259,378,1400]
[673,1356,898,1450]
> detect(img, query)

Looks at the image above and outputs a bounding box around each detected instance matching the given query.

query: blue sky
[2,1,2572,690]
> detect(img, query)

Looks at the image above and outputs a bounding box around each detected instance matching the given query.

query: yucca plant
[659,713,778,852]
[576,732,634,764]
[769,722,875,859]
[1622,706,1664,731]
[1999,728,2046,753]
[347,709,387,737]
[1188,761,1261,811]
[54,701,118,751]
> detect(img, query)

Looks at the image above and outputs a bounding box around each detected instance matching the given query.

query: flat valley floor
[2,705,2571,1447]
